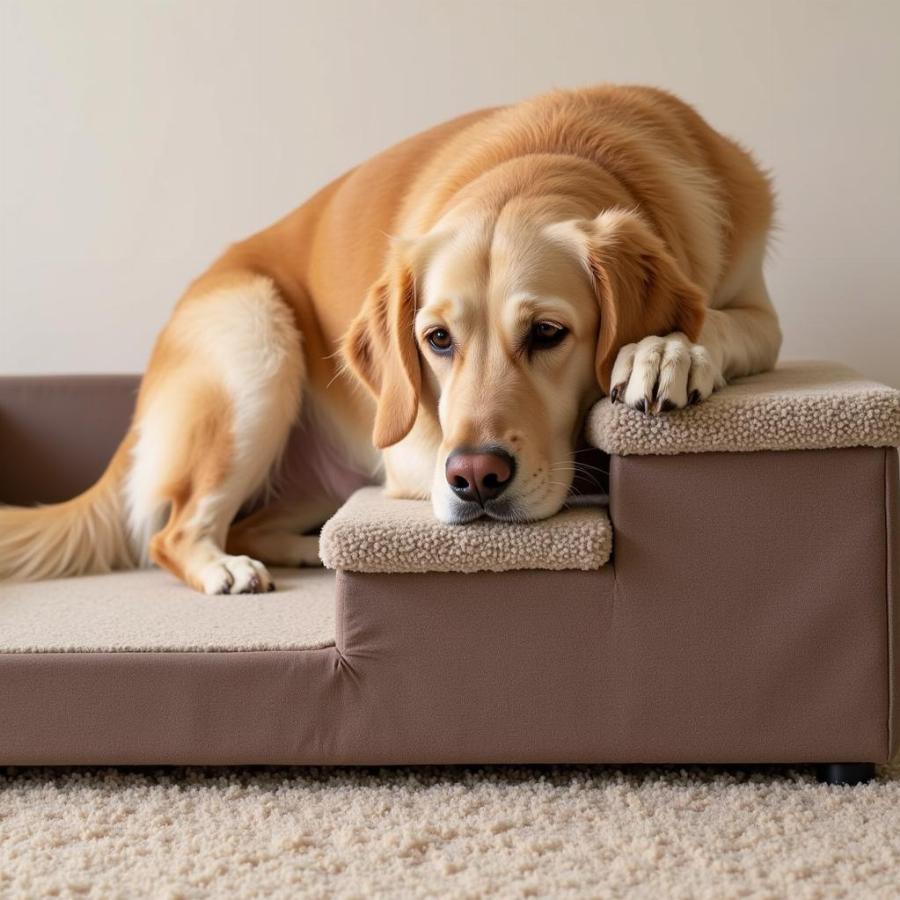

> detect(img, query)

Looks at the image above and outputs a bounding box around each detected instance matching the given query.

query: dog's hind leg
[126,273,305,594]
[226,497,341,568]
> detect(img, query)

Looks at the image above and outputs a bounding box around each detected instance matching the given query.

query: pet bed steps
[0,361,896,768]
[320,361,899,577]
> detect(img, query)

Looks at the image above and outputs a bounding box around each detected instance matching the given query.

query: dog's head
[345,201,704,523]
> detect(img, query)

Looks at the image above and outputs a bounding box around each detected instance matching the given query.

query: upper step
[587,360,900,456]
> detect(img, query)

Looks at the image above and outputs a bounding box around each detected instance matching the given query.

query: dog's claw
[215,573,234,595]
[688,389,701,406]
[634,398,647,414]
[610,384,624,403]
[656,398,676,414]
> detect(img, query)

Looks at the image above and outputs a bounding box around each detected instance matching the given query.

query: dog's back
[0,85,779,591]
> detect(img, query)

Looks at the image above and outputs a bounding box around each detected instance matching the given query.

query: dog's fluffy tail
[0,439,138,582]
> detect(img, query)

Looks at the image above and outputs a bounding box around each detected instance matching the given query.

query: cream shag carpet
[2,763,899,898]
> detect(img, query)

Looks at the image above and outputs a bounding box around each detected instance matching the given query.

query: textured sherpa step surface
[319,488,612,574]
[0,568,335,653]
[588,360,900,456]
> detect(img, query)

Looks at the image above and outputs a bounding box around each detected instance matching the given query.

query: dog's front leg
[695,273,783,383]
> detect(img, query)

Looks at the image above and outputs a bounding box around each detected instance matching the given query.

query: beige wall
[1,0,898,386]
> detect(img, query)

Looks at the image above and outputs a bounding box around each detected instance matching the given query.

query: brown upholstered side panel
[609,447,891,764]
[0,375,138,505]
[334,569,618,763]
[0,649,342,766]
[334,444,893,765]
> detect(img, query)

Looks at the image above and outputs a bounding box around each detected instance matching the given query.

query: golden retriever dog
[0,85,781,594]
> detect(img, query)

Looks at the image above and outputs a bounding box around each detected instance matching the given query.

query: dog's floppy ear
[343,242,421,449]
[560,209,706,393]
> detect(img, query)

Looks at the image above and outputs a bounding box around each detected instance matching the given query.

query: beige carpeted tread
[588,359,900,456]
[0,567,335,653]
[1,763,897,898]
[319,487,612,573]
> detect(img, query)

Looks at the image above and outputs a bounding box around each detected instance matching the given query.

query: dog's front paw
[609,333,723,413]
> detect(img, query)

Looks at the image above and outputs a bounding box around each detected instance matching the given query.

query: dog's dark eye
[427,328,453,354]
[530,321,568,350]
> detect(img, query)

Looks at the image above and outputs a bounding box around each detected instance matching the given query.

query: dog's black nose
[445,448,516,505]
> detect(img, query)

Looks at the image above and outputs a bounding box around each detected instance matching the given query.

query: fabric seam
[0,643,336,655]
[886,447,895,761]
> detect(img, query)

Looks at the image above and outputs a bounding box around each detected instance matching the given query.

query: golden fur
[0,85,780,592]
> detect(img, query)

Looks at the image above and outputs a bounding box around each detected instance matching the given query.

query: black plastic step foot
[815,763,875,785]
